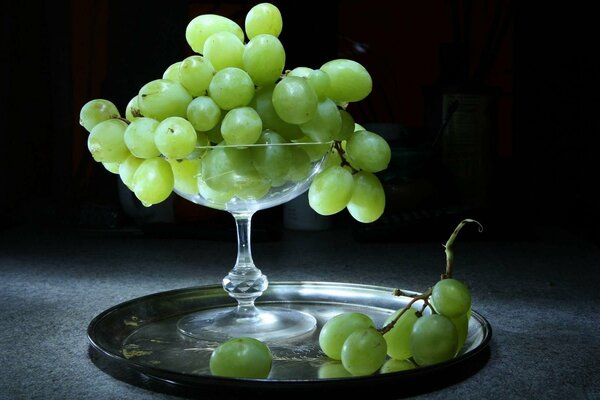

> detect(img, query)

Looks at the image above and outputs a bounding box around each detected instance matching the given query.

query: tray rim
[87,280,493,390]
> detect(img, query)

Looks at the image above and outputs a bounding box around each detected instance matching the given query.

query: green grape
[235,178,271,200]
[243,34,285,86]
[284,145,312,182]
[250,84,303,140]
[318,312,374,360]
[354,122,365,132]
[287,66,312,78]
[203,31,244,71]
[179,55,215,97]
[154,117,197,159]
[410,314,458,367]
[125,95,141,121]
[345,130,391,173]
[201,146,267,194]
[102,162,120,174]
[187,96,221,132]
[87,119,130,163]
[185,14,244,54]
[168,158,201,195]
[307,69,331,100]
[245,2,283,39]
[451,311,469,354]
[431,278,471,318]
[322,146,342,170]
[335,109,354,141]
[346,171,385,223]
[132,157,174,206]
[79,99,120,133]
[382,307,419,361]
[138,79,192,121]
[298,138,331,161]
[340,328,387,376]
[209,337,272,379]
[186,131,211,160]
[320,59,372,103]
[380,358,417,374]
[337,139,361,173]
[199,179,233,207]
[429,289,470,357]
[123,117,160,159]
[221,107,263,145]
[272,76,318,124]
[118,155,144,190]
[162,61,182,82]
[205,120,224,144]
[308,166,354,216]
[251,130,291,181]
[299,98,341,142]
[318,361,352,379]
[208,67,255,110]
[270,177,287,188]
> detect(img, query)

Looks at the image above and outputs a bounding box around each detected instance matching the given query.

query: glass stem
[222,212,268,314]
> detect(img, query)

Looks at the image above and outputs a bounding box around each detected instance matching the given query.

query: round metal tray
[88,281,492,399]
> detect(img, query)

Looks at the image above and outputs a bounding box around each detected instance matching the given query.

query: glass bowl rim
[194,140,334,150]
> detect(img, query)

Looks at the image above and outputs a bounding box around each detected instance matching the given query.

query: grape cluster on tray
[79,2,390,223]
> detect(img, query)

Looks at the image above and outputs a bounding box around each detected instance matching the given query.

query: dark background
[1,0,598,245]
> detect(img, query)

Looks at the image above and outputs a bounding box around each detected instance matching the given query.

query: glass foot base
[177,306,317,342]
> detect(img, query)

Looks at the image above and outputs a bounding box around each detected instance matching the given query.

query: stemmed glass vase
[174,141,331,342]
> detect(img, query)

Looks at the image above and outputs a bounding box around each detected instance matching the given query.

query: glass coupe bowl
[173,141,332,342]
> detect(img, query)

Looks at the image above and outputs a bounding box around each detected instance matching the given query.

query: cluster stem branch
[333,140,358,173]
[114,116,131,125]
[378,288,433,335]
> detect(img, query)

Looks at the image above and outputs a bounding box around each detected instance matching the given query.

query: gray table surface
[1,223,599,399]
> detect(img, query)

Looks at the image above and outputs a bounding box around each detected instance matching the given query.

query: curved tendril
[442,219,483,279]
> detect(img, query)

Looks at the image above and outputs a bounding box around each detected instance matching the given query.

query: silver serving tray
[88,281,492,398]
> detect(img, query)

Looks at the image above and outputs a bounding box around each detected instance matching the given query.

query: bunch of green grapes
[317,219,482,376]
[79,2,390,222]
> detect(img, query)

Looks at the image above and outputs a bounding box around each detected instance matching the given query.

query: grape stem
[378,288,433,336]
[333,140,359,173]
[441,219,484,280]
[114,116,131,125]
[379,219,483,335]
